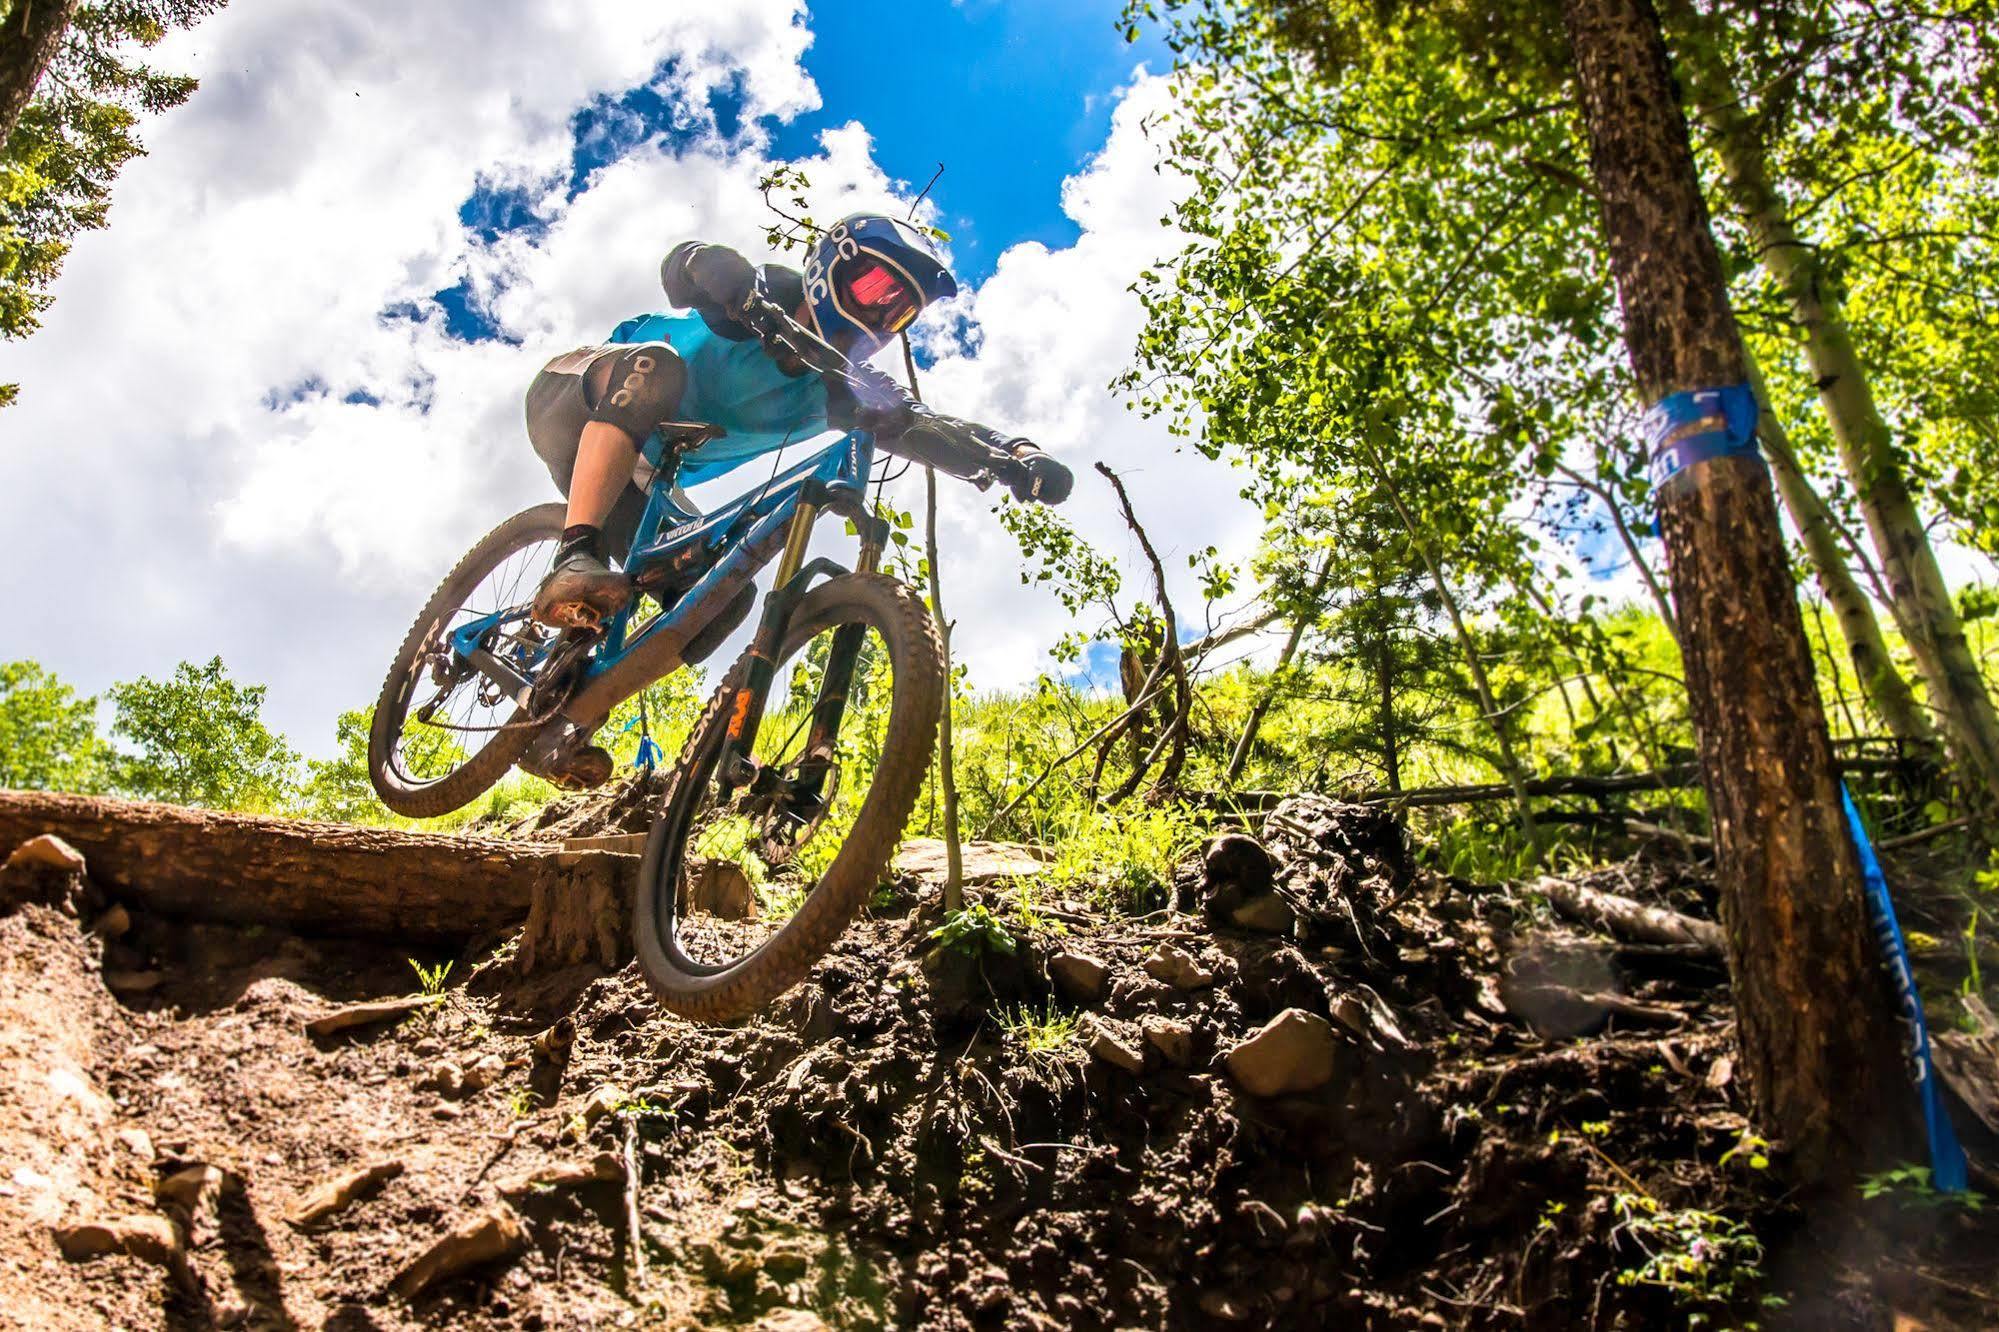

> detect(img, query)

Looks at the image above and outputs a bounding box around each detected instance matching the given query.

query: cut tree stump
[515,849,638,972]
[0,791,633,943]
[514,852,756,972]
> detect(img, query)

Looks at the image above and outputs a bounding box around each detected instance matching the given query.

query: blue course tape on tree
[1642,382,1761,494]
[1840,782,1969,1192]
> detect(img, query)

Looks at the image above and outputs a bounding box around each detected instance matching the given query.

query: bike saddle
[655,420,726,453]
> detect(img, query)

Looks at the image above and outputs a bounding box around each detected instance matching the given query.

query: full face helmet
[801,213,958,357]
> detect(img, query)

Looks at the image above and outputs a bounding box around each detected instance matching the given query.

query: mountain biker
[526,213,1074,636]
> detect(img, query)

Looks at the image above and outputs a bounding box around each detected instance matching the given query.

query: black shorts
[524,343,688,560]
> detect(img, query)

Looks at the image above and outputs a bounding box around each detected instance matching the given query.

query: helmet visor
[836,257,923,336]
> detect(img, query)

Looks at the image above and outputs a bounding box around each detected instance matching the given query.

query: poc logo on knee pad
[610,355,657,410]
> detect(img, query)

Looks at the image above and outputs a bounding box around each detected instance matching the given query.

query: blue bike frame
[449,428,882,733]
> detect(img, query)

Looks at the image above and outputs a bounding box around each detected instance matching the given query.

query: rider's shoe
[533,526,631,630]
[542,744,614,791]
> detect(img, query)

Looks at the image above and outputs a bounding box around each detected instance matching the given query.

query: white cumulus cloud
[0,5,1261,756]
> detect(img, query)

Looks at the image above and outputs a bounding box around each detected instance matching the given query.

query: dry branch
[1096,462,1193,801]
[1534,875,1725,955]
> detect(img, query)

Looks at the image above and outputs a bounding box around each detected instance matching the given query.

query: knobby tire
[634,573,944,1021]
[367,503,567,818]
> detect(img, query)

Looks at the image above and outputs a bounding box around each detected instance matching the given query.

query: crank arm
[465,648,534,708]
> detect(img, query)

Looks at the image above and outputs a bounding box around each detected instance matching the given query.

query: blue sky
[442,2,1169,346]
[772,1,1169,281]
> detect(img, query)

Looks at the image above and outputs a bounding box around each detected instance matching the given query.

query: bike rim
[654,617,893,977]
[386,532,560,790]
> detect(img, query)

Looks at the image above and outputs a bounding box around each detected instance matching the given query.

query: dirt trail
[0,798,1993,1329]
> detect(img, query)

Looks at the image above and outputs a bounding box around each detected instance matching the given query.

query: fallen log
[0,790,633,943]
[1933,994,1999,1139]
[1534,875,1725,956]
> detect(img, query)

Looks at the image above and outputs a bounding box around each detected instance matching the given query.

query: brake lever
[742,295,850,381]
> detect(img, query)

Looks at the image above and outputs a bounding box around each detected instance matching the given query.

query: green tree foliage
[295,708,387,824]
[107,655,298,809]
[1,0,224,405]
[0,658,106,790]
[1110,0,1999,811]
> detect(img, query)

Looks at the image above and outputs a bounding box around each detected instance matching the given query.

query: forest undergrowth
[2,786,1994,1330]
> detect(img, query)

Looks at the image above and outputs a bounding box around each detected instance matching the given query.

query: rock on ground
[5,834,88,874]
[52,1214,182,1268]
[1144,943,1215,990]
[1047,950,1110,1003]
[287,1160,404,1228]
[1225,1008,1341,1097]
[391,1204,526,1300]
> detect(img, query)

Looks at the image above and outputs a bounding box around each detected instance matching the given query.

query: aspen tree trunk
[1749,356,1936,747]
[1560,0,1914,1174]
[1671,20,1999,802]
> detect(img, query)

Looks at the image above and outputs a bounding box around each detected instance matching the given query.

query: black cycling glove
[662,242,758,313]
[1005,445,1073,504]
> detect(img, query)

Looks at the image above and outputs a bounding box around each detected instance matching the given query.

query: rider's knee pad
[584,342,686,444]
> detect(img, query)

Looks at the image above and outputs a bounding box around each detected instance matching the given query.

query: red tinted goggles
[838,257,923,334]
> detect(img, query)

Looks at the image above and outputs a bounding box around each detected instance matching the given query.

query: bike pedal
[545,601,601,630]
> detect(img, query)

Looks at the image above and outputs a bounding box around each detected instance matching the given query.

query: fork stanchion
[775,503,818,587]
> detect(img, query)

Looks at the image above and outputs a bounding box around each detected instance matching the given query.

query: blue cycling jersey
[607,311,834,488]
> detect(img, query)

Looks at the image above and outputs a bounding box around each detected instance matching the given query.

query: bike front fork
[714,503,883,802]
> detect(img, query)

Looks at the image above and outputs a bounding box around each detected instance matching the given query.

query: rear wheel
[368,503,567,818]
[635,573,944,1021]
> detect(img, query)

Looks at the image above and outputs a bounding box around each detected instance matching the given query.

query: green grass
[997,999,1079,1059]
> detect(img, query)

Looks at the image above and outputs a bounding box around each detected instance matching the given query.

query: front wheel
[635,573,944,1021]
[368,503,567,818]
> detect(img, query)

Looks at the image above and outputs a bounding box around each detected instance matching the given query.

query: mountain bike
[366,300,1032,1020]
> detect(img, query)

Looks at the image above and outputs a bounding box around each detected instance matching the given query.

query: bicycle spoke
[385,534,559,790]
[663,619,888,973]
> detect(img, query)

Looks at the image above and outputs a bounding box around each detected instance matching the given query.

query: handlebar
[739,294,855,382]
[734,292,1027,497]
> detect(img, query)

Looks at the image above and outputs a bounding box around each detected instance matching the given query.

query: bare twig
[1096,462,1193,800]
[1878,817,1970,851]
[907,162,946,219]
[622,1115,647,1289]
[975,677,1175,839]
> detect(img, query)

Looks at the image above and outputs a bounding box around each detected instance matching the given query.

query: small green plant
[1859,1164,1986,1211]
[756,879,810,918]
[1610,1192,1769,1309]
[1961,907,1984,999]
[507,1086,537,1118]
[998,999,1079,1059]
[408,958,453,996]
[929,904,1018,957]
[1718,1134,1772,1172]
[615,1094,676,1122]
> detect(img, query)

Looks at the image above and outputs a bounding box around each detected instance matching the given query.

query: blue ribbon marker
[620,714,664,771]
[1643,382,1762,493]
[1840,782,1969,1192]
